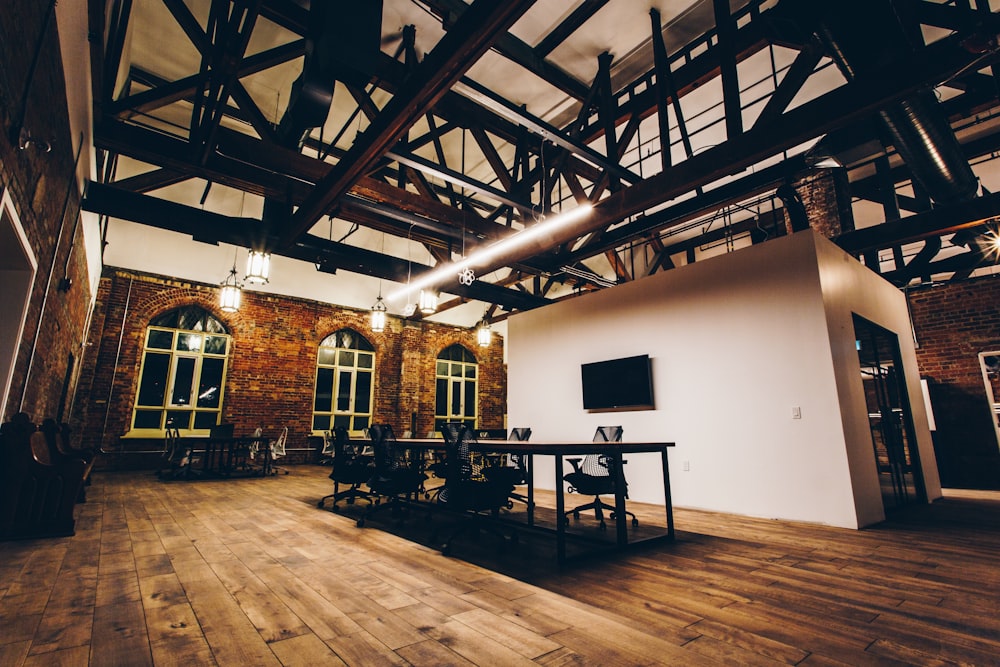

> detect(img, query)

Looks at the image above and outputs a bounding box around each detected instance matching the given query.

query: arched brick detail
[74,268,507,461]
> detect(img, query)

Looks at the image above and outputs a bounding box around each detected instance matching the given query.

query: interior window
[434,344,478,433]
[313,328,375,434]
[131,307,231,434]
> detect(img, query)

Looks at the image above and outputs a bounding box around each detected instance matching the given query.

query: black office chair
[357,423,426,527]
[483,427,532,510]
[318,426,375,511]
[423,423,462,500]
[435,423,515,555]
[563,425,638,530]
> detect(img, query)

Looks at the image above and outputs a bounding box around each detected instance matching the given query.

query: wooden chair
[40,418,97,501]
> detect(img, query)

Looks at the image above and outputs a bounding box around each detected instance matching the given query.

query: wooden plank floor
[1,466,998,666]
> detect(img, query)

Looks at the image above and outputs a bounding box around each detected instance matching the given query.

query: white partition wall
[507,230,940,529]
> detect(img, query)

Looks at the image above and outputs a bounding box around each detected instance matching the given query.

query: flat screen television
[581,354,654,411]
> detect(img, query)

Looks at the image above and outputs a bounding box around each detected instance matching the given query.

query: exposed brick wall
[74,268,507,463]
[907,276,1000,488]
[783,168,855,238]
[0,3,94,427]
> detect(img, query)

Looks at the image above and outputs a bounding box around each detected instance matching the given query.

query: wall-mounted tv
[581,354,655,411]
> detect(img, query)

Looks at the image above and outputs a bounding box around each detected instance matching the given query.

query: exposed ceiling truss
[82,0,1000,323]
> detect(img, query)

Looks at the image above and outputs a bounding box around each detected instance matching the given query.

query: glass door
[853,315,925,511]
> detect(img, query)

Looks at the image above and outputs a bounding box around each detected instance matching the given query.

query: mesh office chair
[318,430,336,464]
[435,423,515,555]
[318,426,375,511]
[269,426,288,475]
[563,425,638,530]
[483,427,532,510]
[357,423,425,527]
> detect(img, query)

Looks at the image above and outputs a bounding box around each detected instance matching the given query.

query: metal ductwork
[261,0,384,245]
[779,0,979,207]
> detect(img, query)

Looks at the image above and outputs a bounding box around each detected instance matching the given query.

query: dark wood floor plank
[91,600,154,666]
[268,634,348,666]
[395,638,477,666]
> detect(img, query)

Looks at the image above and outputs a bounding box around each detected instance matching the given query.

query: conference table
[373,437,676,565]
[161,434,273,479]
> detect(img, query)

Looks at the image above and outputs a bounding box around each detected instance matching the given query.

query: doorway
[977,352,1000,453]
[0,188,37,421]
[853,314,925,511]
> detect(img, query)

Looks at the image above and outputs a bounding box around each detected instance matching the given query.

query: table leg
[613,450,628,547]
[526,454,534,527]
[555,453,565,565]
[662,446,674,539]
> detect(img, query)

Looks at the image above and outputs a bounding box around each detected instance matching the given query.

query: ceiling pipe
[260,0,384,250]
[778,0,979,207]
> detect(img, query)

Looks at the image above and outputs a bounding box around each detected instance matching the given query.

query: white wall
[507,230,939,528]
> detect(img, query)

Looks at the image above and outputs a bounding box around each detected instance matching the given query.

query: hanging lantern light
[219,265,242,313]
[476,315,492,347]
[419,289,438,314]
[245,250,270,284]
[370,295,387,333]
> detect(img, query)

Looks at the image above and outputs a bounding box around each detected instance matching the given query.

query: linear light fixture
[388,203,593,303]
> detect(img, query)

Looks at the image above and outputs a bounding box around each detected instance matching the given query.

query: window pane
[464,381,476,418]
[193,411,219,430]
[436,378,448,415]
[358,352,373,369]
[451,379,462,416]
[318,348,336,365]
[333,414,351,430]
[204,335,228,355]
[355,371,372,413]
[339,350,355,367]
[336,370,353,411]
[166,410,191,429]
[134,410,162,429]
[197,358,224,408]
[176,333,202,352]
[451,363,462,377]
[315,368,334,412]
[466,365,476,379]
[137,352,170,406]
[171,357,196,406]
[313,415,331,431]
[147,329,173,349]
[352,415,370,431]
[436,361,448,375]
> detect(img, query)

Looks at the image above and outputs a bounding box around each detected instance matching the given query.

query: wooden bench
[0,416,88,540]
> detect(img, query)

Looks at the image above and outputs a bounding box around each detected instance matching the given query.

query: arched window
[131,306,231,434]
[313,329,375,433]
[434,344,478,433]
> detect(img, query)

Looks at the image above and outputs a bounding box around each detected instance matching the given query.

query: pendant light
[370,295,387,332]
[245,250,270,284]
[370,232,388,332]
[419,289,438,314]
[219,263,242,313]
[476,314,492,347]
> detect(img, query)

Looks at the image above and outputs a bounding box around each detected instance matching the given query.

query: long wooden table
[377,438,676,564]
[160,435,273,479]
